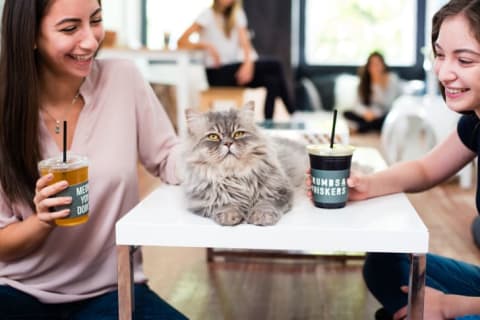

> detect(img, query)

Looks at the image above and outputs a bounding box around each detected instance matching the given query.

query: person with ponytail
[178,0,296,120]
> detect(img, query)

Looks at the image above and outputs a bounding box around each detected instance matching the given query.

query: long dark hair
[0,0,101,209]
[0,0,50,209]
[432,0,480,102]
[358,51,388,106]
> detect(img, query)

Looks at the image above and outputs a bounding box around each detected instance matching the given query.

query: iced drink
[306,144,354,209]
[38,154,89,226]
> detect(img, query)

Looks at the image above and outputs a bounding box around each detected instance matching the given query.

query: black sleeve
[457,114,480,152]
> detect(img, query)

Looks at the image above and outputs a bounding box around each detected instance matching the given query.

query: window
[303,0,419,67]
[144,0,211,49]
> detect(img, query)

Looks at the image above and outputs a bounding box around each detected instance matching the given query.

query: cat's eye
[233,131,245,139]
[206,133,220,141]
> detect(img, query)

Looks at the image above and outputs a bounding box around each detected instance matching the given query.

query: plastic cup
[163,32,171,49]
[306,144,354,209]
[38,154,89,226]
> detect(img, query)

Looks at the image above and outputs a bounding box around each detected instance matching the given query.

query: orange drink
[38,155,89,226]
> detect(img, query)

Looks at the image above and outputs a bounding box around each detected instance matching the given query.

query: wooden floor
[137,132,480,320]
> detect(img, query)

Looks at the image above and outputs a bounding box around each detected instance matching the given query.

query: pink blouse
[0,59,180,303]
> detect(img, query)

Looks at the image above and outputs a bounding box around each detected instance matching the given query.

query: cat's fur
[181,103,308,226]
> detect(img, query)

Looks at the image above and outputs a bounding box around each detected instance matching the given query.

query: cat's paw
[247,208,281,226]
[212,209,244,226]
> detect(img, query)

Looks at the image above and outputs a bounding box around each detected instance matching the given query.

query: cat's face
[185,103,267,169]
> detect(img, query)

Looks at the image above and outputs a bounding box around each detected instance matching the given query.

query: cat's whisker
[183,106,309,226]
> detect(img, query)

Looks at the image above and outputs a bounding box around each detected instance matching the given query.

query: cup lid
[306,144,355,156]
[38,153,88,171]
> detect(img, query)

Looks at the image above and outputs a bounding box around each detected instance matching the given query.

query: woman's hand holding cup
[346,172,371,201]
[305,169,371,202]
[33,173,71,225]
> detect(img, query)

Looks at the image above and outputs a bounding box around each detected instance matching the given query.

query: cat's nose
[224,141,233,147]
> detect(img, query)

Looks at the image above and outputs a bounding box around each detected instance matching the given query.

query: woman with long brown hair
[349,1,480,319]
[343,51,402,133]
[0,0,187,318]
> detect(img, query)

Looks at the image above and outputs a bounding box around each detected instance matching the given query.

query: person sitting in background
[343,51,403,133]
[335,1,480,318]
[177,0,295,120]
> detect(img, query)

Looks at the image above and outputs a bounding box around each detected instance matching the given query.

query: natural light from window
[146,0,212,50]
[305,0,417,66]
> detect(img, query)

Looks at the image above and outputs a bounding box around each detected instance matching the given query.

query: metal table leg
[118,245,136,320]
[407,253,426,320]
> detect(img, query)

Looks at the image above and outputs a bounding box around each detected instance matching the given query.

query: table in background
[98,48,208,136]
[258,110,350,146]
[116,147,428,320]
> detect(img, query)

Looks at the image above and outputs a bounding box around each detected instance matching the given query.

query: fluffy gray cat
[182,102,308,226]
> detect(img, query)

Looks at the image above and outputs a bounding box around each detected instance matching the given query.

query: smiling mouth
[71,54,93,61]
[445,87,469,95]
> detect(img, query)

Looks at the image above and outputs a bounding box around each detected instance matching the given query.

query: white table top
[98,48,204,61]
[116,147,428,254]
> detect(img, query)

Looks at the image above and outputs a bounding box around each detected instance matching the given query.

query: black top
[457,113,480,212]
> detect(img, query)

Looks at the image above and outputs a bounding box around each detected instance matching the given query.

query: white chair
[381,94,473,188]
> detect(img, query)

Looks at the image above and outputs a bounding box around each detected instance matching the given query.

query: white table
[116,147,428,319]
[98,48,208,136]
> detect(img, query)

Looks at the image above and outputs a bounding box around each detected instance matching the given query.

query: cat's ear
[185,108,202,122]
[185,108,205,136]
[242,101,255,112]
[239,101,255,123]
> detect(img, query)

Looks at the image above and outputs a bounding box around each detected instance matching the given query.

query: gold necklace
[42,92,80,134]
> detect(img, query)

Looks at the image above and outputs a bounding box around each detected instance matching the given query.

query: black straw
[330,109,338,149]
[63,121,67,163]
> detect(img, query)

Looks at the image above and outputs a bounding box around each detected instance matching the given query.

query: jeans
[0,283,188,320]
[343,111,387,133]
[363,253,480,319]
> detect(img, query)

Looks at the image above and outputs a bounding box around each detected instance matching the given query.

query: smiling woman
[350,0,480,319]
[0,0,187,319]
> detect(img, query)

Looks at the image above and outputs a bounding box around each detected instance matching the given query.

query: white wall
[0,0,140,49]
[426,0,449,44]
[102,0,142,48]
[424,0,448,96]
[0,0,453,52]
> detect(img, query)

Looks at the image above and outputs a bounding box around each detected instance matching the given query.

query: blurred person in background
[343,51,403,133]
[178,0,295,120]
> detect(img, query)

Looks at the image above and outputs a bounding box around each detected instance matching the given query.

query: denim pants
[363,253,480,319]
[0,283,188,320]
